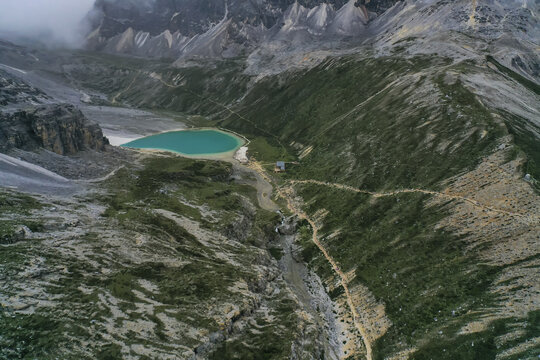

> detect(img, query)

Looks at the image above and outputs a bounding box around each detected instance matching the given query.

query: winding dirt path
[76,166,126,184]
[280,185,374,360]
[112,72,140,104]
[234,163,279,212]
[289,179,539,224]
[247,161,374,360]
[249,172,539,360]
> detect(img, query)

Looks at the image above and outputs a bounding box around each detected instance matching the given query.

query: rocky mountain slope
[85,0,397,60]
[88,0,392,40]
[0,154,340,359]
[0,0,538,359]
[0,49,342,359]
[85,0,539,84]
[0,69,50,108]
[37,28,538,360]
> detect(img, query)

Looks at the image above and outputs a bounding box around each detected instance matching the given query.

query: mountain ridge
[85,0,539,85]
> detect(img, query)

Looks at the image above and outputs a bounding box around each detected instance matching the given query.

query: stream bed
[276,216,344,359]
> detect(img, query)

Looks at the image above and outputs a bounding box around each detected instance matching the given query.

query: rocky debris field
[0,68,50,108]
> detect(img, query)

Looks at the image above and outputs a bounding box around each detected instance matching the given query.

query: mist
[0,0,96,48]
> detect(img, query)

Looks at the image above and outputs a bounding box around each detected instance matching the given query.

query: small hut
[275,161,286,173]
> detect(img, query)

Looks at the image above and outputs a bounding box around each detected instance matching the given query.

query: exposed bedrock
[0,104,109,155]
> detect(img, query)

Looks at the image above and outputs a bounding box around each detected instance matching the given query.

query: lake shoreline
[119,127,250,163]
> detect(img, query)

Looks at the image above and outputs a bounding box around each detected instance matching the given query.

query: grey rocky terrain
[85,0,538,83]
[0,0,539,359]
[0,69,50,109]
[0,104,108,155]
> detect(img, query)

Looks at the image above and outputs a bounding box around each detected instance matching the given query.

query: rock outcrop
[0,104,108,155]
[0,69,50,107]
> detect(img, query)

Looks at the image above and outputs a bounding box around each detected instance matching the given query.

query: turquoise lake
[121,129,244,156]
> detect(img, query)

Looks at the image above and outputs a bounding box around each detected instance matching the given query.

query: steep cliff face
[0,104,108,155]
[84,0,538,84]
[86,0,400,59]
[89,0,391,38]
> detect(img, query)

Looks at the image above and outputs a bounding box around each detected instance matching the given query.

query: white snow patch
[163,30,173,48]
[0,63,27,74]
[105,134,142,146]
[234,146,249,163]
[135,31,150,48]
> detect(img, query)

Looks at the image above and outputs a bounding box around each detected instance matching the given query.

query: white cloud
[0,0,96,48]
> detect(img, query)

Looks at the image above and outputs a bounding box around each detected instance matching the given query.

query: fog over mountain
[0,0,95,47]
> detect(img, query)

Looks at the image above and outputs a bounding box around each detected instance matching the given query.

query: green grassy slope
[219,55,538,359]
[63,52,250,115]
[0,156,301,359]
[57,51,539,359]
[223,55,506,190]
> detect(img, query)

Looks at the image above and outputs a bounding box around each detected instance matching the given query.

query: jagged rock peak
[88,0,397,39]
[307,3,335,31]
[330,0,369,36]
[85,0,399,59]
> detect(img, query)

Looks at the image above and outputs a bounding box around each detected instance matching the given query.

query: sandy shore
[130,146,243,163]
[105,134,143,146]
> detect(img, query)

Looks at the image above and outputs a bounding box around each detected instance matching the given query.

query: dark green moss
[268,247,284,260]
[63,52,250,114]
[96,343,123,360]
[224,55,503,192]
[329,285,345,301]
[209,298,299,360]
[0,192,42,214]
[0,313,64,359]
[246,137,293,163]
[411,312,540,360]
